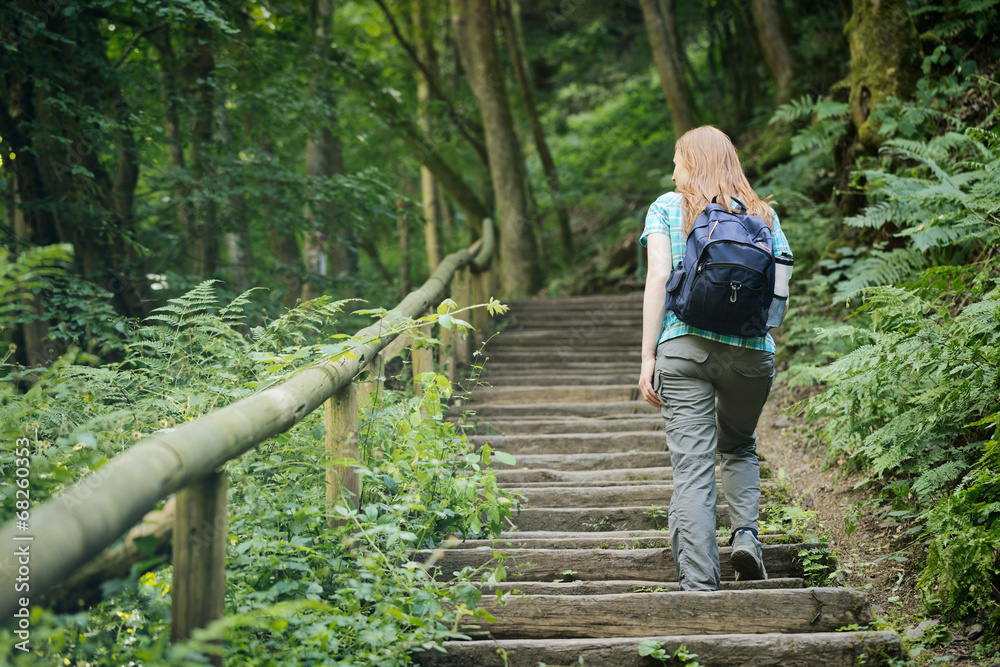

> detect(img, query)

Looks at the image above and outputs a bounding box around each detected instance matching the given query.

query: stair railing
[0,219,496,647]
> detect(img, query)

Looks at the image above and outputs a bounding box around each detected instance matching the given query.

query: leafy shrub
[0,282,514,664]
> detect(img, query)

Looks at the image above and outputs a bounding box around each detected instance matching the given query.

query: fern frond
[221,287,266,324]
[770,95,817,124]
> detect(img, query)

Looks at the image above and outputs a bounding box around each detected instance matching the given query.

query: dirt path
[757,383,991,665]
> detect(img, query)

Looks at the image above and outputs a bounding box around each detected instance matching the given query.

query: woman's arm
[639,233,672,407]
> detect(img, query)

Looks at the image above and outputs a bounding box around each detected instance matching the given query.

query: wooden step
[508,484,674,508]
[471,432,663,455]
[472,577,805,595]
[491,452,673,471]
[461,588,872,639]
[494,466,675,483]
[464,373,640,387]
[451,401,657,419]
[413,631,900,666]
[453,530,796,550]
[426,543,822,582]
[460,416,661,435]
[506,481,779,506]
[506,504,738,531]
[463,385,640,405]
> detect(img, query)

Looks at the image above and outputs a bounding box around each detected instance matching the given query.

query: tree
[497,0,572,265]
[413,0,443,272]
[302,0,348,302]
[188,20,219,278]
[450,0,540,296]
[846,0,920,149]
[749,0,796,103]
[639,0,695,138]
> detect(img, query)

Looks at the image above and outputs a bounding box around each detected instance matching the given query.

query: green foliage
[638,640,703,667]
[796,110,1000,625]
[0,282,514,664]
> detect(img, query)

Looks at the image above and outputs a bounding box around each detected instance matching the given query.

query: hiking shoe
[731,528,767,581]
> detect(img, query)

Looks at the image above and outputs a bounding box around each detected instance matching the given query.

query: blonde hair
[674,126,775,235]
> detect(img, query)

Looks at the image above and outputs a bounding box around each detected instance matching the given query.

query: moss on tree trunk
[847,0,921,149]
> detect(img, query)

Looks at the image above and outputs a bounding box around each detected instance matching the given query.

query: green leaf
[493,451,516,466]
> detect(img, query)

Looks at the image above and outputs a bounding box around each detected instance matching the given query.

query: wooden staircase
[417,294,900,666]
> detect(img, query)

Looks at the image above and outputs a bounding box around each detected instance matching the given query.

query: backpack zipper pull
[729,283,740,302]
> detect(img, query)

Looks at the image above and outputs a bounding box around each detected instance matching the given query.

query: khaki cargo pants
[653,335,774,591]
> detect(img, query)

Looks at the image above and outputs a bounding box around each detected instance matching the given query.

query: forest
[1,0,999,664]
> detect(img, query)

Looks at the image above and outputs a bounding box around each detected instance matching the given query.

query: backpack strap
[710,194,748,215]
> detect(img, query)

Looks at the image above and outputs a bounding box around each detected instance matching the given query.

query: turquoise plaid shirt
[641,191,793,353]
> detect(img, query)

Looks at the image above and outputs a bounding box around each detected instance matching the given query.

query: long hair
[675,126,774,235]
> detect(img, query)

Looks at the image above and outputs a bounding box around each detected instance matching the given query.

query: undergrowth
[0,278,515,665]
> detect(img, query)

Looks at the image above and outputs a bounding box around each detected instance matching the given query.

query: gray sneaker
[731,528,767,581]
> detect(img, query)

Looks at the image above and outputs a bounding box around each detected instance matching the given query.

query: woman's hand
[639,356,661,408]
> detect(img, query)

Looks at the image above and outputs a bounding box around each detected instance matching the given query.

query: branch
[113,22,168,69]
[371,0,489,168]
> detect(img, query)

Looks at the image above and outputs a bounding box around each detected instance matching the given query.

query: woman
[638,126,793,591]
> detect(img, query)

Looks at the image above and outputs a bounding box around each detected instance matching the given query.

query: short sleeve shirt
[640,191,793,353]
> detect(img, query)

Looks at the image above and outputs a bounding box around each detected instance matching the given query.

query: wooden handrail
[0,219,495,623]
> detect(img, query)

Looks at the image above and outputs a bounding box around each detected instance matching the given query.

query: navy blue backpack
[664,196,775,337]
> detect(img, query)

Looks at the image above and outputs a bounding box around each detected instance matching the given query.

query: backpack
[664,196,775,337]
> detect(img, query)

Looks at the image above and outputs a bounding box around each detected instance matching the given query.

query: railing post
[357,352,385,412]
[411,322,434,395]
[171,471,228,664]
[451,267,472,375]
[471,268,489,349]
[326,384,359,528]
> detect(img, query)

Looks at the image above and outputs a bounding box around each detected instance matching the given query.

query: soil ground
[757,379,1000,666]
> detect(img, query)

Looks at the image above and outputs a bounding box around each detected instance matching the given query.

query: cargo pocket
[731,353,774,379]
[654,339,710,403]
[732,352,775,398]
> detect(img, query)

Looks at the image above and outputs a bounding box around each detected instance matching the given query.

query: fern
[769,95,818,124]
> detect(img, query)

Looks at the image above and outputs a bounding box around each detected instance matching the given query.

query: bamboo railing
[0,220,496,642]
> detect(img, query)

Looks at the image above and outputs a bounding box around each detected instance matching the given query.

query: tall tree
[302,0,348,301]
[497,0,572,265]
[639,0,695,138]
[846,0,921,149]
[414,0,443,272]
[450,0,541,296]
[188,20,219,278]
[749,0,796,103]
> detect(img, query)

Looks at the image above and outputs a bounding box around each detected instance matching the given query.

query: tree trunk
[150,27,195,273]
[303,0,348,302]
[0,74,58,367]
[749,0,796,104]
[188,21,218,278]
[639,0,695,138]
[396,196,411,293]
[497,0,572,266]
[414,0,443,273]
[846,0,921,149]
[450,0,540,297]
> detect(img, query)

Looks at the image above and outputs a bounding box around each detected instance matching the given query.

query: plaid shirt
[641,191,793,353]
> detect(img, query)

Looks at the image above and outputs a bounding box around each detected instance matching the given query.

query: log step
[461,588,871,639]
[453,530,797,550]
[463,385,640,405]
[489,452,674,471]
[509,484,671,508]
[471,432,663,455]
[466,372,640,386]
[473,577,804,595]
[507,505,733,532]
[427,543,823,582]
[494,466,676,483]
[460,416,661,435]
[452,399,656,419]
[413,631,900,667]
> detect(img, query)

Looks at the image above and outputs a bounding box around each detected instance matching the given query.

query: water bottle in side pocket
[766,255,793,329]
